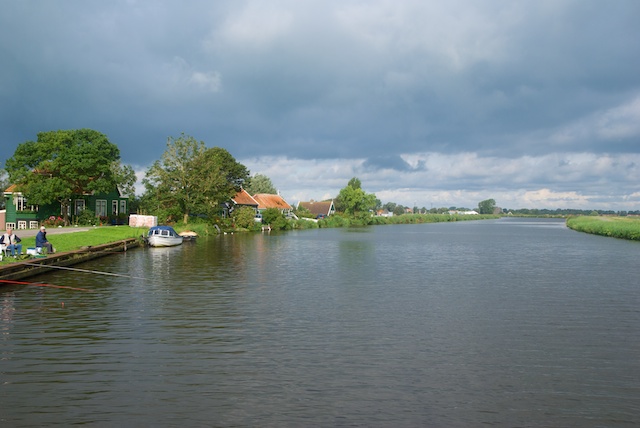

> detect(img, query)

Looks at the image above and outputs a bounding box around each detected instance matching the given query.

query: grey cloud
[362,155,414,172]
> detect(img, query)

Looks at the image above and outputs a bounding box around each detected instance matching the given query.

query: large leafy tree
[336,177,377,215]
[142,134,249,224]
[245,173,277,194]
[5,129,136,225]
[198,146,250,219]
[478,198,497,214]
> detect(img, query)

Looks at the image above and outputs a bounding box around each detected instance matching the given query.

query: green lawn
[1,226,147,264]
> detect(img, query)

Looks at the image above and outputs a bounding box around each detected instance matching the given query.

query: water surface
[1,218,639,426]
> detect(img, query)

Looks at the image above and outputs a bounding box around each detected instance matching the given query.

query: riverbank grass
[566,216,640,240]
[0,226,146,265]
[50,226,148,251]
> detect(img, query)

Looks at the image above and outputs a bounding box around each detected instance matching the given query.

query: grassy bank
[48,226,148,251]
[1,226,146,265]
[566,216,640,241]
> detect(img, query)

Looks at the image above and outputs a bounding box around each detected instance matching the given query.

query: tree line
[1,130,309,227]
[3,129,635,228]
[2,129,383,227]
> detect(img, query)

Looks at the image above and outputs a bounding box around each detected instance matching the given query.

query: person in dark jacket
[36,226,54,254]
[1,227,22,257]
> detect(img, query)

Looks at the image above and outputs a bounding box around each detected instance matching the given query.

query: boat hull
[147,236,184,247]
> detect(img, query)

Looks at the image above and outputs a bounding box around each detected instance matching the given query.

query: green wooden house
[2,184,128,230]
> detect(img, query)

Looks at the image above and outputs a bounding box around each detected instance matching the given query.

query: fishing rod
[20,262,147,281]
[0,279,93,292]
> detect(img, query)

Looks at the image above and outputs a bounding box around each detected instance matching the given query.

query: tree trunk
[60,200,71,226]
[183,213,189,224]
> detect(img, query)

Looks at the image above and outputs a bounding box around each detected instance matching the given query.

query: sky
[1,0,639,211]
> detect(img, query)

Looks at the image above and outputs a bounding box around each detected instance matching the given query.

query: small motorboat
[146,226,184,247]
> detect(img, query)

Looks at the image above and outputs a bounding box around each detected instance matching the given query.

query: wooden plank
[0,238,140,281]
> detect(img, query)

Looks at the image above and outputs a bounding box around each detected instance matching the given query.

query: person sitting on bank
[36,226,54,254]
[1,227,23,257]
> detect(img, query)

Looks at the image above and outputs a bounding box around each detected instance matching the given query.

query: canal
[1,218,639,426]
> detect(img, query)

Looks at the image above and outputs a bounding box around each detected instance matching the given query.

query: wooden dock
[0,238,140,282]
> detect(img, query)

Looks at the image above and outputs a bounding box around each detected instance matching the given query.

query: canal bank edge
[0,238,140,282]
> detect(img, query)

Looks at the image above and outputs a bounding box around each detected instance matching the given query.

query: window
[14,195,38,212]
[96,200,107,217]
[112,200,119,215]
[75,199,85,215]
[16,195,27,211]
[120,200,127,215]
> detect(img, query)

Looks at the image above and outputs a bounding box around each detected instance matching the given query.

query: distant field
[566,216,640,241]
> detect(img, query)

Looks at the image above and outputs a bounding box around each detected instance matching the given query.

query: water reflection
[1,292,16,358]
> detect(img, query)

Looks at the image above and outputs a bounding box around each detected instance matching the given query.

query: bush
[43,215,65,227]
[292,218,319,230]
[233,206,260,230]
[75,209,98,226]
[320,214,351,228]
[216,217,235,233]
[261,208,291,230]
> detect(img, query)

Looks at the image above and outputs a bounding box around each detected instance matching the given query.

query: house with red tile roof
[232,188,259,209]
[223,188,260,218]
[296,200,335,219]
[224,189,295,220]
[252,193,293,217]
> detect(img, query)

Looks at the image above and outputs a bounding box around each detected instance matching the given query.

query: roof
[253,193,292,210]
[232,188,259,206]
[297,200,334,216]
[4,184,20,194]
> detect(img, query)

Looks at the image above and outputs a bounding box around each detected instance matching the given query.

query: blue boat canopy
[149,226,178,232]
[148,225,180,237]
